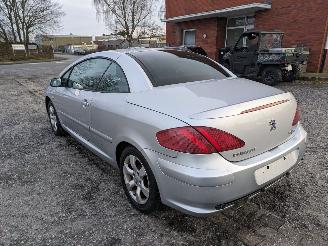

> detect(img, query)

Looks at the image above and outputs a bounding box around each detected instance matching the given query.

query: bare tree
[0,10,10,42]
[93,0,158,46]
[0,0,18,42]
[0,0,64,47]
[138,22,164,39]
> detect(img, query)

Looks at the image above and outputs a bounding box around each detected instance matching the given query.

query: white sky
[56,0,107,36]
[55,0,164,36]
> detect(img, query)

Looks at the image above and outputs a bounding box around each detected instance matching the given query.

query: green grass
[0,54,66,65]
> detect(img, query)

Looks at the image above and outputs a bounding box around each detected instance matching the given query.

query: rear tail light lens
[195,127,245,152]
[156,126,245,154]
[292,106,301,126]
[156,127,216,154]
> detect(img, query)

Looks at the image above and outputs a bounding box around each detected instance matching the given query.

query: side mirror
[50,78,62,87]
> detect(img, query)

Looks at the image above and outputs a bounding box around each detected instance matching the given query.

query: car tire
[119,146,160,214]
[283,65,301,82]
[47,101,66,136]
[282,71,294,82]
[292,64,301,80]
[261,66,282,86]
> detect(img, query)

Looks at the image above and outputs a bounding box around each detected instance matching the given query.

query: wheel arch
[115,141,134,166]
[114,136,154,168]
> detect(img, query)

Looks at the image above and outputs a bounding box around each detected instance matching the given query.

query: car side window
[67,58,111,90]
[98,62,130,93]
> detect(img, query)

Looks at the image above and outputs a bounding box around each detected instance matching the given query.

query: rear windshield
[260,33,283,50]
[129,50,231,87]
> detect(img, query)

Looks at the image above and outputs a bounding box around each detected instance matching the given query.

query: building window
[226,16,254,47]
[183,29,196,46]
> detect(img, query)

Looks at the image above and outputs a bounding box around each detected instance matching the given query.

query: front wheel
[119,146,160,214]
[47,101,65,136]
[261,66,282,86]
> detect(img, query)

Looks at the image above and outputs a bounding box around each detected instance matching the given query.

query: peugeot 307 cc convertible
[45,49,307,216]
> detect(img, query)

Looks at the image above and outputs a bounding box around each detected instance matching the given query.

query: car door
[231,35,258,76]
[54,58,111,141]
[89,60,131,159]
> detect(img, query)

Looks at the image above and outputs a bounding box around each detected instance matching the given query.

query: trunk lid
[188,92,297,161]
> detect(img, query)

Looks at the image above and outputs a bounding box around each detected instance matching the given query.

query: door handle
[81,99,90,108]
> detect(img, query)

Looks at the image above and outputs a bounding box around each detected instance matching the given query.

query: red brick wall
[216,18,227,56]
[167,18,226,61]
[166,0,328,72]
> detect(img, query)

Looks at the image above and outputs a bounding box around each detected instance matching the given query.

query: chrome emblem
[269,120,277,131]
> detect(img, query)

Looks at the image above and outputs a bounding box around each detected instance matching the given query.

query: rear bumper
[149,124,307,216]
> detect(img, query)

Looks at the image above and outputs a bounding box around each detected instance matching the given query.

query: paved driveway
[0,56,327,245]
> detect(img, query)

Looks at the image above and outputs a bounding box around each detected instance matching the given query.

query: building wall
[42,36,92,49]
[166,0,328,72]
[167,18,226,60]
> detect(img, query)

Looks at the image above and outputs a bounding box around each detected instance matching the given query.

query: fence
[0,43,54,62]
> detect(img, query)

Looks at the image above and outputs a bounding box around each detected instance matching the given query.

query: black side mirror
[50,78,62,87]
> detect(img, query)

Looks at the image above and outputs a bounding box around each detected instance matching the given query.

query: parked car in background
[73,47,86,56]
[46,49,307,216]
[186,46,208,56]
[220,30,309,85]
[165,46,208,57]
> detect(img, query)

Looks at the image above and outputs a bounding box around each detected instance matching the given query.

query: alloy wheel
[122,154,150,205]
[48,105,58,132]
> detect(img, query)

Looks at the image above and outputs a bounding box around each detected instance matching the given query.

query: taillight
[195,127,245,152]
[156,127,216,154]
[156,126,245,154]
[292,106,301,126]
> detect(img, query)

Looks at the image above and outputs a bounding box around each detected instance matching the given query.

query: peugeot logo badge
[269,120,277,131]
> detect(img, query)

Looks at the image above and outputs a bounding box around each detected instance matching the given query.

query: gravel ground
[0,57,327,245]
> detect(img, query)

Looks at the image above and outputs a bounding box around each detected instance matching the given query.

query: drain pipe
[319,34,328,73]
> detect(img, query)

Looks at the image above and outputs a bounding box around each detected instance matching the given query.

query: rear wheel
[292,64,301,80]
[283,65,301,82]
[119,146,160,213]
[282,71,294,82]
[261,66,282,86]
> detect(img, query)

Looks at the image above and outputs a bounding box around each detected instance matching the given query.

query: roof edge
[163,3,271,23]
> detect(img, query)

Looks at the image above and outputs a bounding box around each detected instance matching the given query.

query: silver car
[45,49,307,216]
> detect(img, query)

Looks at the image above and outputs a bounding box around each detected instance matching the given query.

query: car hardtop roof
[89,48,195,59]
[117,47,169,54]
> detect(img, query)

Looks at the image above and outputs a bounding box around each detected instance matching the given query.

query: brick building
[165,0,328,72]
